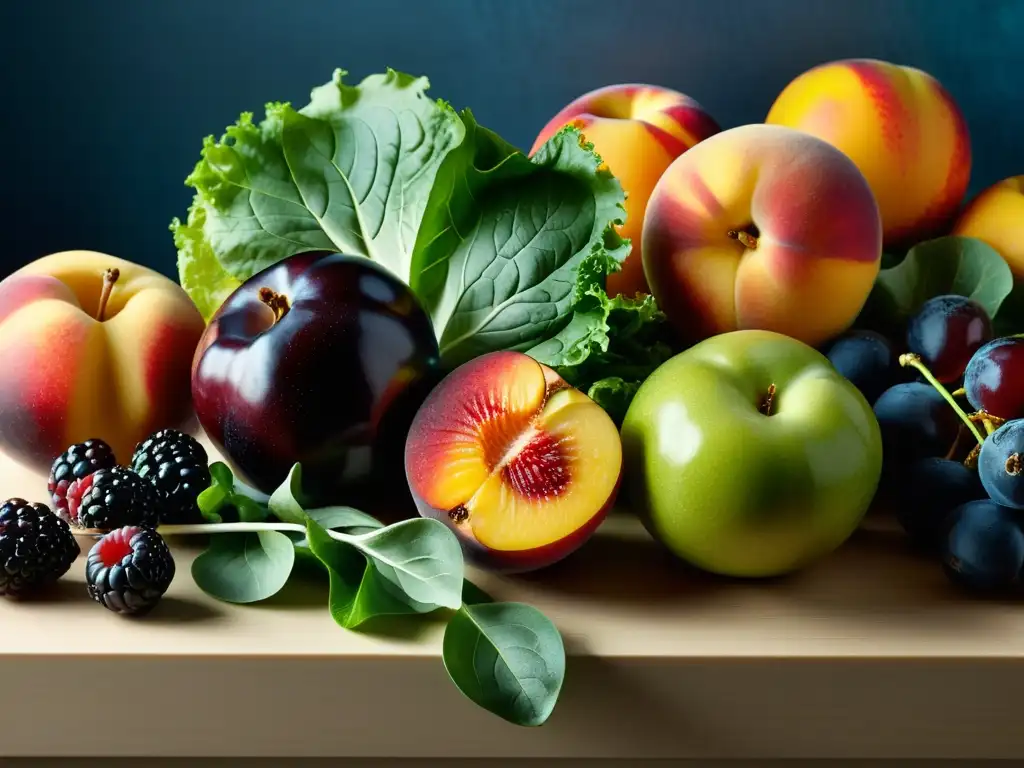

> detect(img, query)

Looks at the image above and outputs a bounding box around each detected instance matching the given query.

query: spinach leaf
[443,602,566,727]
[345,518,464,610]
[304,516,431,628]
[268,463,307,525]
[191,531,295,603]
[412,122,628,366]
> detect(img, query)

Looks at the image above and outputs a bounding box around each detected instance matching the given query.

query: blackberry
[47,439,116,522]
[85,526,175,615]
[0,498,80,597]
[72,466,160,530]
[131,429,211,523]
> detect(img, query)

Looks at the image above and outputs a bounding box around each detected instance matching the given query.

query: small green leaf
[234,496,269,523]
[861,236,1014,334]
[304,516,433,628]
[197,462,269,523]
[346,518,465,611]
[306,506,383,534]
[191,532,295,603]
[443,602,566,727]
[269,464,306,524]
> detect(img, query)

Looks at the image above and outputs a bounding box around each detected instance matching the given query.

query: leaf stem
[75,521,362,547]
[899,353,985,446]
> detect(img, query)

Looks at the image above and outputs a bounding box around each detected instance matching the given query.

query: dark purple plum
[824,330,897,405]
[964,336,1024,420]
[906,295,993,384]
[191,252,441,505]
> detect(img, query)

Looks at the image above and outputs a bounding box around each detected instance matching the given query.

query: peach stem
[727,229,758,250]
[258,287,291,323]
[95,268,120,321]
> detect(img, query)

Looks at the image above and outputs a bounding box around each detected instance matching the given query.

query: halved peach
[404,351,622,573]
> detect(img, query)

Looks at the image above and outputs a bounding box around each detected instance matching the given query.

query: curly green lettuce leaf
[173,68,465,294]
[170,196,242,322]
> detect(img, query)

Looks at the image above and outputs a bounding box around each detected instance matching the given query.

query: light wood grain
[1,434,1022,759]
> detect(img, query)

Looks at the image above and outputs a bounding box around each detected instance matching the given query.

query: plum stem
[727,229,759,250]
[899,353,985,446]
[951,387,966,398]
[95,268,120,321]
[258,287,290,322]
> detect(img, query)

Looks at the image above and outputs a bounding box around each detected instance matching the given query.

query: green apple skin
[620,329,882,578]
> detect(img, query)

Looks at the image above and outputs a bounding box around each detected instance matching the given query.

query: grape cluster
[826,295,1024,593]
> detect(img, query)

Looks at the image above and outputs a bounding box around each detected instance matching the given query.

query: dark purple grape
[978,418,1024,509]
[942,499,1024,592]
[890,457,984,551]
[906,295,993,383]
[824,330,896,405]
[873,383,961,476]
[964,336,1024,420]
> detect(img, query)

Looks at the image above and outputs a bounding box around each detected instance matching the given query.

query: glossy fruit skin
[873,383,961,475]
[191,252,441,504]
[964,337,1024,420]
[620,329,882,578]
[890,458,984,551]
[942,499,1024,592]
[905,295,992,384]
[824,330,896,405]
[978,419,1024,509]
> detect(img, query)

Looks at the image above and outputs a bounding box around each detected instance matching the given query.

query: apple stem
[899,353,985,446]
[727,229,758,250]
[258,287,290,323]
[95,268,120,321]
[758,383,777,416]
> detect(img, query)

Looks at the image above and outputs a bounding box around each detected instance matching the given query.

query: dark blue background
[2,0,1020,278]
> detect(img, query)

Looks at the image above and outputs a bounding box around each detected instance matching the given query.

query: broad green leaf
[268,464,306,525]
[443,602,566,727]
[346,518,464,610]
[197,461,269,524]
[417,123,628,367]
[179,69,464,284]
[191,532,295,603]
[859,236,1013,335]
[304,516,433,628]
[170,196,241,322]
[305,505,383,535]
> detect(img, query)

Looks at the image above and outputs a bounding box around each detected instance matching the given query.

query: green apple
[620,329,882,578]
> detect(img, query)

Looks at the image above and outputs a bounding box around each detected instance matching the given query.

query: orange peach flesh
[408,353,621,552]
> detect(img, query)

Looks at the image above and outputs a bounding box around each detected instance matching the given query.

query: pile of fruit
[1,56,1023,728]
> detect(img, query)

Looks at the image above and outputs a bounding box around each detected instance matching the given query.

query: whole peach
[531,84,721,297]
[641,124,882,347]
[0,251,205,473]
[766,58,971,248]
[952,176,1024,276]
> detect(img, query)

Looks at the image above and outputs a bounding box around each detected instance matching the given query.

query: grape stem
[899,353,985,446]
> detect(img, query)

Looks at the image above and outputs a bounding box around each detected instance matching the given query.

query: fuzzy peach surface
[766,58,971,248]
[641,124,882,347]
[0,251,205,472]
[531,84,721,298]
[953,176,1024,276]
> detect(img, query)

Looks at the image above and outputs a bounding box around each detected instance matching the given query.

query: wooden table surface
[1,433,1021,760]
